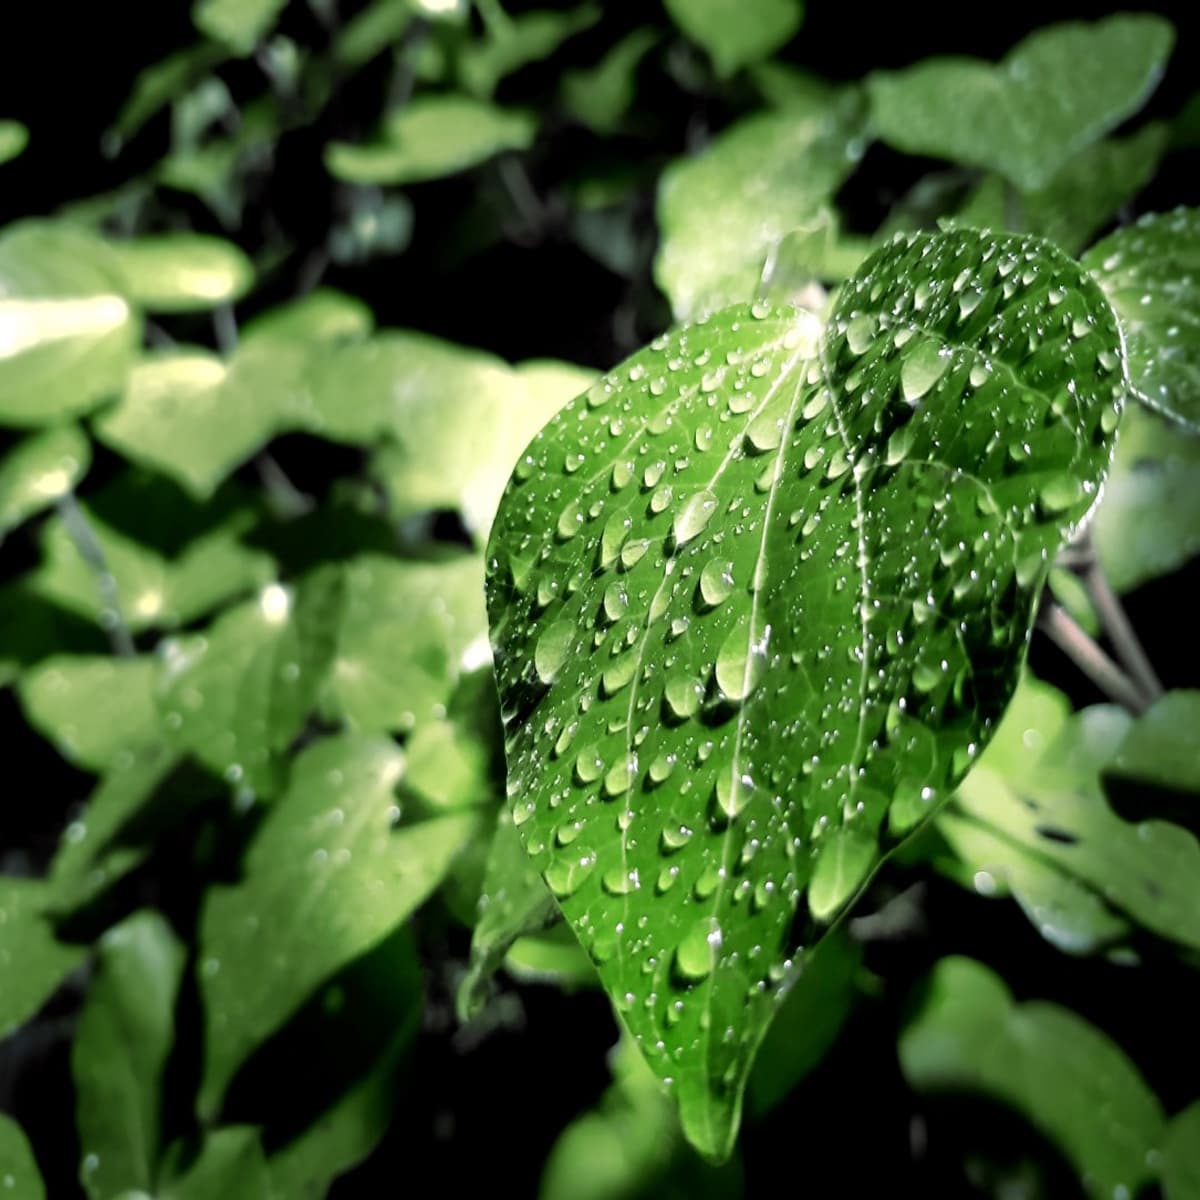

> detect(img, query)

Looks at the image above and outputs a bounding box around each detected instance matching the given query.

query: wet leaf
[1162,1103,1200,1200]
[656,92,865,319]
[0,221,140,426]
[1083,207,1200,431]
[197,733,481,1116]
[18,655,160,772]
[900,956,1164,1200]
[487,228,1125,1157]
[663,0,803,79]
[460,6,599,98]
[325,96,536,186]
[192,0,286,54]
[0,424,90,534]
[1111,691,1200,794]
[0,1115,45,1200]
[73,911,185,1200]
[0,876,84,1037]
[562,29,658,135]
[106,234,254,312]
[1092,403,1200,592]
[867,15,1174,190]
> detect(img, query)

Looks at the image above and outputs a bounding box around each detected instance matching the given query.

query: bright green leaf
[1111,691,1200,794]
[241,288,373,348]
[106,235,254,312]
[1162,1103,1200,1200]
[325,96,536,186]
[159,1128,271,1200]
[333,0,413,67]
[0,120,29,165]
[1084,207,1200,431]
[1092,403,1200,591]
[655,92,865,318]
[0,221,140,426]
[562,29,657,135]
[460,6,599,98]
[192,0,287,54]
[0,424,90,533]
[18,655,159,772]
[866,15,1174,190]
[487,228,1125,1158]
[73,911,185,1200]
[0,1115,45,1200]
[899,956,1164,1200]
[197,733,481,1116]
[0,876,84,1037]
[663,0,803,78]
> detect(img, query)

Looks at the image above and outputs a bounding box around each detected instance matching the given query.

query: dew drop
[715,617,770,702]
[675,916,722,981]
[698,559,735,607]
[534,621,573,683]
[674,490,718,545]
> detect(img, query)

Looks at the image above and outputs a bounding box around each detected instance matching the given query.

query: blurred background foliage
[0,0,1198,1197]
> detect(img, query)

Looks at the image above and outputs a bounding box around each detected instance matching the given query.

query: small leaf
[197,733,482,1116]
[867,15,1174,190]
[325,96,536,185]
[0,876,84,1037]
[1092,403,1200,591]
[1084,207,1200,431]
[0,119,29,165]
[159,1128,271,1200]
[487,228,1125,1157]
[562,29,658,135]
[18,655,159,772]
[73,911,186,1200]
[899,956,1164,1200]
[105,234,254,312]
[1111,691,1200,794]
[663,0,803,78]
[0,221,140,426]
[0,424,91,533]
[459,6,599,98]
[655,92,865,318]
[0,1115,45,1200]
[1162,1103,1200,1200]
[240,288,373,348]
[192,0,287,54]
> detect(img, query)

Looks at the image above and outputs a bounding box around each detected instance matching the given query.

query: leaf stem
[1037,601,1149,714]
[56,494,135,658]
[1083,559,1164,703]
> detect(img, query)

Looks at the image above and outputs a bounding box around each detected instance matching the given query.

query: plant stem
[1084,560,1164,703]
[56,494,135,658]
[255,452,314,518]
[1037,601,1149,714]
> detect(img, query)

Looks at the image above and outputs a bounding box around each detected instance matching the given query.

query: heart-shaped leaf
[1083,207,1200,431]
[866,15,1174,190]
[486,228,1125,1157]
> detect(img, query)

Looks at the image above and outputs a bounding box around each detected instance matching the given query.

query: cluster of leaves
[0,1,1198,1196]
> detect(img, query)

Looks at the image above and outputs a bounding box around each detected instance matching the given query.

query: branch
[56,494,135,658]
[1037,602,1150,714]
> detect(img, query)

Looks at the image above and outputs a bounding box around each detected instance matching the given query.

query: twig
[1037,602,1150,714]
[1084,560,1164,703]
[56,494,135,658]
[213,304,239,356]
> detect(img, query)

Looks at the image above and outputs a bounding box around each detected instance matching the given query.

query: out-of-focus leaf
[74,911,185,1200]
[0,424,90,533]
[655,92,865,318]
[192,0,286,54]
[1084,207,1200,431]
[664,0,803,78]
[105,235,254,312]
[1047,566,1099,637]
[18,655,159,772]
[159,573,342,797]
[1162,1102,1200,1200]
[866,15,1174,190]
[0,120,29,165]
[0,876,84,1037]
[333,0,412,67]
[1111,691,1200,794]
[756,207,870,304]
[325,96,535,185]
[460,6,599,98]
[241,289,373,347]
[1092,403,1200,592]
[328,193,413,265]
[197,733,481,1116]
[900,956,1164,1200]
[0,1115,45,1200]
[159,1128,271,1200]
[562,29,657,134]
[0,221,140,426]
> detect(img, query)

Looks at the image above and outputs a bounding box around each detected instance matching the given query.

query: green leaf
[1111,691,1200,794]
[562,29,658,135]
[0,1115,45,1200]
[333,0,412,67]
[953,124,1168,256]
[0,424,91,533]
[241,288,373,348]
[196,733,481,1115]
[1162,1103,1200,1200]
[18,655,159,772]
[1047,566,1099,637]
[94,343,309,499]
[159,1128,271,1200]
[663,0,803,79]
[1084,207,1200,431]
[460,6,599,98]
[73,911,185,1200]
[0,120,29,165]
[0,221,140,426]
[655,93,865,319]
[105,235,254,312]
[0,876,84,1037]
[1092,403,1200,591]
[486,228,1125,1158]
[899,956,1164,1200]
[866,15,1174,190]
[325,96,536,186]
[192,0,287,54]
[943,687,1200,953]
[159,573,342,797]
